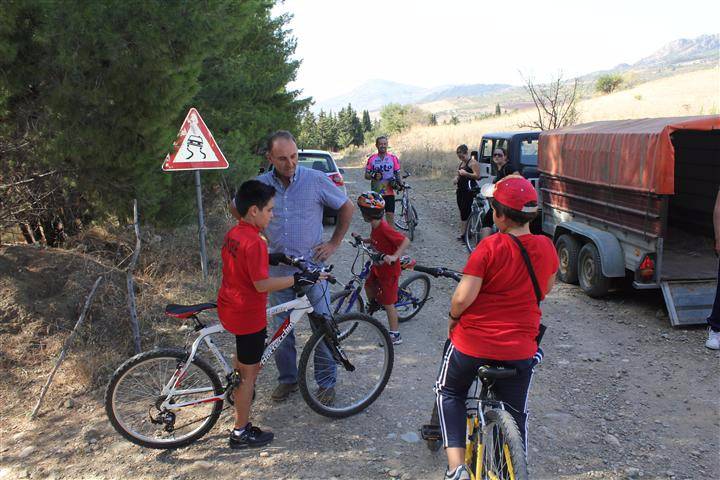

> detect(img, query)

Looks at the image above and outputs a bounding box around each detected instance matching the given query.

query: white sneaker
[706,328,720,350]
[444,464,471,480]
[389,331,403,345]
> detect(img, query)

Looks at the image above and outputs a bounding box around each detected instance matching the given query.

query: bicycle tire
[396,273,431,322]
[105,348,223,449]
[298,313,393,418]
[407,204,417,241]
[476,409,529,480]
[330,289,365,315]
[394,197,409,231]
[464,209,484,253]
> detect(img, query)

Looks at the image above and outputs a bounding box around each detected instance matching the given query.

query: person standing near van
[706,186,720,350]
[365,135,401,225]
[454,144,481,240]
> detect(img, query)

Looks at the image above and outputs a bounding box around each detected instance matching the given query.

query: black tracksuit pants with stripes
[435,341,535,451]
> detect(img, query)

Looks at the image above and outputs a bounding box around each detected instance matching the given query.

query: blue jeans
[268,281,336,388]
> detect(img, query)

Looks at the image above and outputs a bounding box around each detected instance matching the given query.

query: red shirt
[370,220,406,277]
[217,221,269,335]
[450,233,559,360]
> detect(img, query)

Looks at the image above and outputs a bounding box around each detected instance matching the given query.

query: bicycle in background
[393,171,419,241]
[105,255,394,449]
[463,186,492,253]
[330,233,430,322]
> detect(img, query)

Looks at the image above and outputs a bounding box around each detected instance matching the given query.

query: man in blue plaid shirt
[256,131,354,403]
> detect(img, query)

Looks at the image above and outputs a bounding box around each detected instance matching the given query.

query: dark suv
[474,131,540,179]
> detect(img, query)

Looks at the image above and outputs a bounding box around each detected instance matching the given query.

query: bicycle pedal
[420,424,441,440]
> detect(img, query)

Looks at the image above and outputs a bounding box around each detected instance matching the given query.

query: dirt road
[1,163,718,480]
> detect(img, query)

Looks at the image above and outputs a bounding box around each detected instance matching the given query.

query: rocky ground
[1,163,718,480]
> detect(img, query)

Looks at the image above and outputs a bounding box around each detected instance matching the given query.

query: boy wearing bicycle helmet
[220,180,320,449]
[435,176,558,479]
[357,191,410,345]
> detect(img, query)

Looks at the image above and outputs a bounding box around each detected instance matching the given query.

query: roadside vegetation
[1,0,305,244]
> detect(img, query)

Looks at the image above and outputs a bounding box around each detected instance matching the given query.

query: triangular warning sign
[162,108,229,171]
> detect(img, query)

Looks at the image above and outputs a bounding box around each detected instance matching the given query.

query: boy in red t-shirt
[218,180,311,449]
[357,192,410,345]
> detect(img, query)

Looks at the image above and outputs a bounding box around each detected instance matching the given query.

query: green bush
[596,74,624,94]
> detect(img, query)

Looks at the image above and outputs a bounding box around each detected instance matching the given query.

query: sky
[272,0,719,102]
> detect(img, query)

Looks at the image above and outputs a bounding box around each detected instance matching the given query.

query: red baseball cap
[480,176,539,213]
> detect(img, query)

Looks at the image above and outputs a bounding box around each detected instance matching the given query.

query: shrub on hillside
[596,74,624,94]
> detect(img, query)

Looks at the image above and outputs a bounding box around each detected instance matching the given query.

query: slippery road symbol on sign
[162,108,228,171]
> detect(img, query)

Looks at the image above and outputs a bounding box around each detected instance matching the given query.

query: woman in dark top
[454,144,481,240]
[479,147,517,240]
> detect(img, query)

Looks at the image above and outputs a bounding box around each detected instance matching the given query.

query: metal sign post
[162,108,229,280]
[195,170,208,280]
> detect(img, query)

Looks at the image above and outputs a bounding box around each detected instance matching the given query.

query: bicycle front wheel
[464,209,484,253]
[407,204,417,241]
[476,409,528,480]
[394,197,409,230]
[396,273,431,322]
[105,348,223,449]
[330,289,365,315]
[298,313,394,418]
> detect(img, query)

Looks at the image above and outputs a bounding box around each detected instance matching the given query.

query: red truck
[538,115,720,326]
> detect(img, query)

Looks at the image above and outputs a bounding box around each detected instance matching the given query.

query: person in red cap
[434,175,559,480]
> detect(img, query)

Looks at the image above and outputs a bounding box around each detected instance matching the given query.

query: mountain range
[312,34,719,113]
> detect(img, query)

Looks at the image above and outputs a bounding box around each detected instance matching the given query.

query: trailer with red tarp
[538,115,720,326]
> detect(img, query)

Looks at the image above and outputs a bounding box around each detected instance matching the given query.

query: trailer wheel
[578,242,611,297]
[555,234,580,285]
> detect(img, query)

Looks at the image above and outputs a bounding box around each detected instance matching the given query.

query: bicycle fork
[311,313,355,372]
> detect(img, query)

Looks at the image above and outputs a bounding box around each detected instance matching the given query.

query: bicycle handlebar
[268,253,337,284]
[349,233,390,265]
[412,264,462,282]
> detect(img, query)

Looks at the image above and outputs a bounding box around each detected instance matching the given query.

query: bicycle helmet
[357,191,385,219]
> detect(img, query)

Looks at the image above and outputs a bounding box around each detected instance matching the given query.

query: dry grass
[0,197,235,419]
[374,66,719,175]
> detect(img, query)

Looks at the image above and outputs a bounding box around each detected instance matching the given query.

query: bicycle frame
[157,294,314,410]
[334,242,422,314]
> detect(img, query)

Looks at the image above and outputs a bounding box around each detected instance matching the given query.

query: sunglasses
[493,153,504,157]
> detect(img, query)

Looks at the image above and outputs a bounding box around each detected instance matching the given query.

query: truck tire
[578,242,611,297]
[555,234,580,284]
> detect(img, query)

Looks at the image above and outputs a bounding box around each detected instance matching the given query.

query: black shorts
[456,190,474,221]
[235,328,267,365]
[382,195,395,213]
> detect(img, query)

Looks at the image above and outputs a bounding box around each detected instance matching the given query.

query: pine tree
[362,110,372,132]
[429,113,438,126]
[495,103,501,116]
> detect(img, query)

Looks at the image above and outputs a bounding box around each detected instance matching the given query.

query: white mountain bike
[105,255,394,449]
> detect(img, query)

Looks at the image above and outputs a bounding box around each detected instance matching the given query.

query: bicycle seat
[164,303,217,319]
[477,365,518,380]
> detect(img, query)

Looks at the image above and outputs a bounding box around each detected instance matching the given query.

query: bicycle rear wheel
[330,289,365,315]
[396,273,431,322]
[298,313,393,418]
[105,348,223,449]
[464,209,484,253]
[476,409,528,480]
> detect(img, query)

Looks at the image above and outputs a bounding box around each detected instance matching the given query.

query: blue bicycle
[330,233,431,323]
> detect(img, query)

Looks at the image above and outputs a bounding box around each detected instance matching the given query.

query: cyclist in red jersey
[435,176,559,480]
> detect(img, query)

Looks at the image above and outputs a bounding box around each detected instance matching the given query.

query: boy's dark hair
[491,199,537,225]
[234,180,276,216]
[456,144,468,154]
